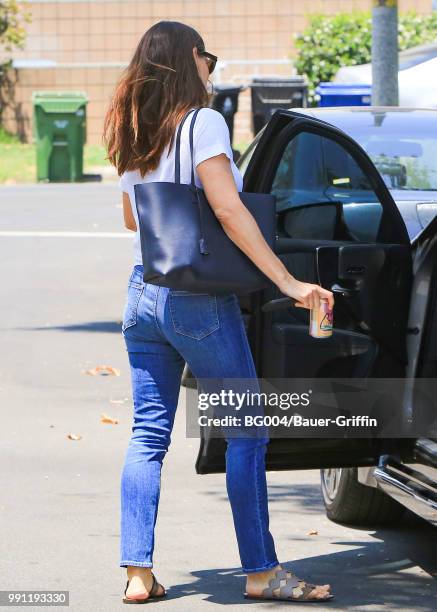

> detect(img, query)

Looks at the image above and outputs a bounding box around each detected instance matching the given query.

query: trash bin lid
[211,83,245,93]
[251,76,307,86]
[315,82,371,95]
[32,90,88,113]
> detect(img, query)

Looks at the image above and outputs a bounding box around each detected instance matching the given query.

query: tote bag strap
[173,106,209,256]
[174,107,202,186]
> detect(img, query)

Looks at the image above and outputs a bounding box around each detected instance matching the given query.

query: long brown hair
[103,21,210,178]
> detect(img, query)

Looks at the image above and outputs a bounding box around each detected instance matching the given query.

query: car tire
[181,362,197,389]
[320,467,405,526]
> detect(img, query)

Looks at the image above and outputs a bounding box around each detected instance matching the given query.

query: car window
[355,135,437,191]
[331,113,437,192]
[270,131,384,242]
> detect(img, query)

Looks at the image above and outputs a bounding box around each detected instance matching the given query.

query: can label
[309,298,333,338]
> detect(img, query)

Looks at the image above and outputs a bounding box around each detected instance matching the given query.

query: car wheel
[320,467,405,526]
[181,362,197,389]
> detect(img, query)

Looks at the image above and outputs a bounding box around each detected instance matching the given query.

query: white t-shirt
[118,106,244,267]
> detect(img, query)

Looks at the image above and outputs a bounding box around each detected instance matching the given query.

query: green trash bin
[32,91,88,182]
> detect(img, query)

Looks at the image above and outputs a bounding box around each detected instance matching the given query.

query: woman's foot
[125,567,166,600]
[245,564,332,601]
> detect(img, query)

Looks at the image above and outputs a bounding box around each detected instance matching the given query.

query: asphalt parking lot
[1,183,436,611]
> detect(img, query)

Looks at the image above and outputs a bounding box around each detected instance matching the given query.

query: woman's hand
[277,275,335,311]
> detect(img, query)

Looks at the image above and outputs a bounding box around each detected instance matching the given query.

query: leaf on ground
[67,433,82,440]
[308,529,318,535]
[101,412,119,425]
[84,365,121,376]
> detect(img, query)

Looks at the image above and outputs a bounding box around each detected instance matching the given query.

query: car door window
[271,131,384,242]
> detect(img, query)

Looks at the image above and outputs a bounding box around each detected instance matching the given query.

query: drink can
[309,298,333,338]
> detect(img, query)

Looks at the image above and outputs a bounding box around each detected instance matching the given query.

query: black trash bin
[209,83,244,145]
[250,76,308,135]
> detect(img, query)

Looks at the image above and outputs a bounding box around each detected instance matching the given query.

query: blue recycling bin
[315,83,371,107]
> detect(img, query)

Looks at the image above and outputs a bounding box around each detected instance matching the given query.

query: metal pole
[371,0,399,106]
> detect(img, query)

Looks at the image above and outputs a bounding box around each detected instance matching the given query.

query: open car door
[196,110,413,474]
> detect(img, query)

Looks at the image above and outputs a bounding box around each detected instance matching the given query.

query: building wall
[2,0,433,146]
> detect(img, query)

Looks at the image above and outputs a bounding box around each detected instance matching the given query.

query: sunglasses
[196,46,218,75]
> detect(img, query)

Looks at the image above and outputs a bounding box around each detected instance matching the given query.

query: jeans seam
[253,443,268,567]
[153,285,162,336]
[128,281,143,289]
[235,301,253,373]
[238,305,268,439]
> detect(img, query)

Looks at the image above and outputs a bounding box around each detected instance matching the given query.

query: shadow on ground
[159,517,436,609]
[17,321,123,333]
[179,483,436,609]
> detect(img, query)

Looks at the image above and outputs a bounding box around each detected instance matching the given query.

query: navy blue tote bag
[134,107,276,295]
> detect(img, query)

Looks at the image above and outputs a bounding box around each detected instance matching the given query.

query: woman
[103,20,335,605]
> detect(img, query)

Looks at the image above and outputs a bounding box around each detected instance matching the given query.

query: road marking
[0,231,133,238]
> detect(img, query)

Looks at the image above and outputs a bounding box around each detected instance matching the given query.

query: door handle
[346,266,366,274]
[261,297,298,312]
[331,283,358,298]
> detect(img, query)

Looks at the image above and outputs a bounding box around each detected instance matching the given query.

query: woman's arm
[123,191,137,231]
[196,153,334,311]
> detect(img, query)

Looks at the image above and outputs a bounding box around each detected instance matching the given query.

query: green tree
[0,0,32,126]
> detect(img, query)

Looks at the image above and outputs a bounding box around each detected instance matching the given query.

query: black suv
[183,109,437,528]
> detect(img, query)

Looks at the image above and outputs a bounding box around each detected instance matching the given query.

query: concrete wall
[2,0,433,146]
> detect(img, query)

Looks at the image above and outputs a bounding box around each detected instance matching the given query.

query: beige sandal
[244,568,334,603]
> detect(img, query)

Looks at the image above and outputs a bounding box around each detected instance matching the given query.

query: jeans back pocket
[169,292,219,340]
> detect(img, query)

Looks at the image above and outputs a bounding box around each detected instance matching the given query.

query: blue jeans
[119,264,279,573]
